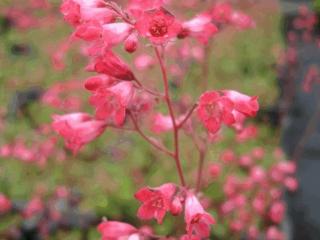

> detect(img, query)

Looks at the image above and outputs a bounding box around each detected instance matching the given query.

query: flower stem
[154,46,186,187]
[129,112,174,157]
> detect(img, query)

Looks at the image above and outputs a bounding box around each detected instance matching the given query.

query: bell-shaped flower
[197,91,235,134]
[134,183,177,224]
[52,112,107,154]
[98,221,140,240]
[184,193,215,238]
[89,82,134,126]
[92,50,135,80]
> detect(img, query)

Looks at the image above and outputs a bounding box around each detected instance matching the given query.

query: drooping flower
[223,90,259,117]
[84,75,116,92]
[180,13,218,44]
[52,112,107,154]
[197,91,235,134]
[184,193,215,238]
[89,81,134,125]
[92,50,135,80]
[135,8,181,44]
[98,221,139,240]
[134,183,177,224]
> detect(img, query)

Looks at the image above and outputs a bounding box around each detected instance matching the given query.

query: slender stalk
[129,112,174,157]
[177,103,198,129]
[154,46,186,186]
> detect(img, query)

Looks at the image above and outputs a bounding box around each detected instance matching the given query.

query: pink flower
[250,166,266,183]
[0,194,12,214]
[266,226,284,240]
[134,183,176,224]
[269,201,285,224]
[124,32,139,53]
[180,14,218,44]
[97,221,139,240]
[89,82,134,125]
[209,163,221,179]
[236,124,258,142]
[52,112,107,154]
[220,149,235,163]
[223,90,259,117]
[150,113,184,134]
[184,193,215,238]
[23,197,44,218]
[84,75,116,91]
[151,113,174,133]
[197,91,235,134]
[75,21,102,41]
[135,8,181,44]
[128,0,165,18]
[102,22,134,47]
[60,0,81,26]
[92,50,135,80]
[230,12,256,29]
[211,3,233,23]
[284,177,298,192]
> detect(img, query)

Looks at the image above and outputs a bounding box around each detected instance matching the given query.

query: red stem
[129,112,174,157]
[177,103,198,129]
[154,46,186,187]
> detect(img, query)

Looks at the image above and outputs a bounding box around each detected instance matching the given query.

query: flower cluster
[50,0,297,239]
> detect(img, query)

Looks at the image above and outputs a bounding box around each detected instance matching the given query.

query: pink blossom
[84,75,116,92]
[74,21,102,41]
[128,0,165,18]
[197,91,235,134]
[92,50,135,80]
[266,226,285,240]
[23,197,44,218]
[124,32,139,53]
[184,193,215,238]
[52,112,107,154]
[180,14,218,44]
[89,82,134,125]
[220,149,235,163]
[223,90,259,117]
[135,8,181,44]
[135,183,177,224]
[230,12,256,29]
[102,22,134,47]
[284,177,298,192]
[151,113,184,133]
[250,166,266,183]
[269,201,285,224]
[209,163,221,179]
[97,220,139,240]
[248,225,259,240]
[170,196,183,216]
[211,3,233,23]
[60,0,81,26]
[0,194,12,214]
[236,124,258,142]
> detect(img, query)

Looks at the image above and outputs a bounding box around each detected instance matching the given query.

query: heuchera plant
[49,0,294,239]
